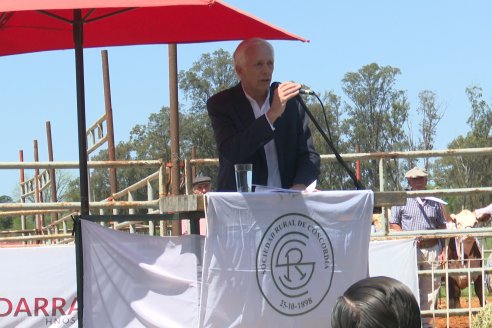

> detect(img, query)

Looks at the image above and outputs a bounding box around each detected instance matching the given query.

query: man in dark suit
[207,38,320,191]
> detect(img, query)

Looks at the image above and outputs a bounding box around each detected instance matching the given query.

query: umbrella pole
[73,11,90,216]
[73,9,88,328]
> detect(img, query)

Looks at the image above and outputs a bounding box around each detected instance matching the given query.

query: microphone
[299,88,315,95]
[271,82,315,95]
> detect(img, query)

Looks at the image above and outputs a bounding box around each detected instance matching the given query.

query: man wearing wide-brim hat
[390,167,447,328]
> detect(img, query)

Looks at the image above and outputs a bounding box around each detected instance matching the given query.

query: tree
[433,85,492,212]
[78,50,238,201]
[129,108,171,161]
[88,141,158,206]
[39,170,78,202]
[466,85,492,140]
[178,48,237,115]
[341,63,410,190]
[64,135,163,208]
[306,91,354,190]
[63,177,81,202]
[178,49,237,180]
[417,90,444,170]
[0,195,14,230]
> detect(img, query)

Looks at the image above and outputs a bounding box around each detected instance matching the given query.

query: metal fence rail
[1,147,491,327]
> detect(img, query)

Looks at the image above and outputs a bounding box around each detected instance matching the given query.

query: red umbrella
[1,2,306,325]
[0,0,306,55]
[0,0,306,215]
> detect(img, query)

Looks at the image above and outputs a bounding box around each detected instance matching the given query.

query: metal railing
[1,147,492,327]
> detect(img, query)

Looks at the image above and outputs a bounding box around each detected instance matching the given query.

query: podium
[199,191,373,327]
[77,190,374,327]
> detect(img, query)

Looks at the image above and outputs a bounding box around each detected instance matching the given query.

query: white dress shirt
[243,89,282,187]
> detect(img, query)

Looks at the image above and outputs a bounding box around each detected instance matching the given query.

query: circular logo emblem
[256,213,334,316]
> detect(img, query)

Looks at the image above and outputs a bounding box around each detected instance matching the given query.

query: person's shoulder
[207,83,241,105]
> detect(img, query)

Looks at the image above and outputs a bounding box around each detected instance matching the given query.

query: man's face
[193,182,211,195]
[407,176,427,190]
[236,43,274,98]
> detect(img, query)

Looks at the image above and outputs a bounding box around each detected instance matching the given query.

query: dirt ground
[431,297,489,328]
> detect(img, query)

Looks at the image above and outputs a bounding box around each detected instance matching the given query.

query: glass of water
[234,163,252,192]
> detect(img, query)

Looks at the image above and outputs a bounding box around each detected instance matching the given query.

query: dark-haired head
[331,276,421,328]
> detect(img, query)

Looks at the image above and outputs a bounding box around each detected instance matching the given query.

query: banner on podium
[81,220,203,328]
[199,191,374,328]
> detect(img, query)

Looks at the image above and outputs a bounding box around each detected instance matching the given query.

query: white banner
[199,191,374,328]
[81,220,203,328]
[369,239,419,305]
[0,245,77,328]
[0,199,420,328]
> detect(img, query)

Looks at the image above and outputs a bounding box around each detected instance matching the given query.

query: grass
[473,304,492,327]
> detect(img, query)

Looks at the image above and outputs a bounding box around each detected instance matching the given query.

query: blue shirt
[390,198,447,231]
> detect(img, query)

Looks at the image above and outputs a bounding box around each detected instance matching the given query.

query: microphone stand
[296,95,364,190]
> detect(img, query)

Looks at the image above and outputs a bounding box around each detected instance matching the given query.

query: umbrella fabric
[0,0,307,56]
[0,0,306,216]
[2,2,307,326]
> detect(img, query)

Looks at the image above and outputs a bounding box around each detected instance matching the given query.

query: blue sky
[1,0,491,197]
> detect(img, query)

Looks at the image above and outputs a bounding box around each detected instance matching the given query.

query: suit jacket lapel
[232,83,256,128]
[233,83,267,167]
[270,86,286,182]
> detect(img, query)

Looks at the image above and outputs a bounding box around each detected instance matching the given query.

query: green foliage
[0,195,14,230]
[130,109,171,160]
[473,303,492,328]
[466,86,492,140]
[432,85,492,213]
[176,49,237,182]
[77,50,238,200]
[417,90,444,169]
[63,177,81,202]
[307,91,355,190]
[340,63,410,190]
[56,52,491,202]
[342,63,410,151]
[90,141,158,204]
[178,48,237,115]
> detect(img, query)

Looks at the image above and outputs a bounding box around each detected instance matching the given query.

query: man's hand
[290,184,306,191]
[266,82,301,123]
[474,209,491,221]
[439,250,446,265]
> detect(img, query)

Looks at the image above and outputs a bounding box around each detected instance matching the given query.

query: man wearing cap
[390,167,447,328]
[192,176,212,195]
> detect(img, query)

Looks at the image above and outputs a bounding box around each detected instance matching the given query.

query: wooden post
[355,144,361,182]
[33,140,43,234]
[168,44,181,236]
[19,150,26,240]
[101,50,118,196]
[191,146,197,179]
[46,121,58,225]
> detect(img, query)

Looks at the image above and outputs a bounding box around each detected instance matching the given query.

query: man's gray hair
[233,38,274,68]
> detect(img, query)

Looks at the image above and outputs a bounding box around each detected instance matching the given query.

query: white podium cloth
[0,191,423,328]
[81,220,203,328]
[199,191,374,328]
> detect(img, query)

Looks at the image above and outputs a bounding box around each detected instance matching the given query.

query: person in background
[206,38,320,191]
[181,176,211,235]
[191,176,212,195]
[331,276,421,328]
[474,202,492,221]
[389,167,447,328]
